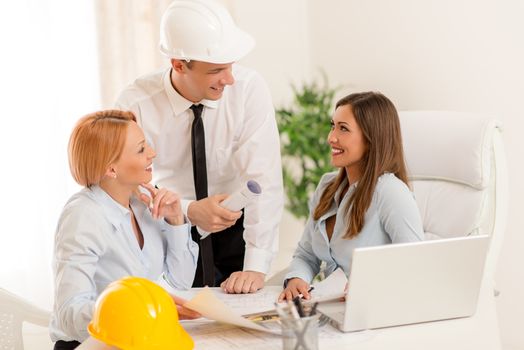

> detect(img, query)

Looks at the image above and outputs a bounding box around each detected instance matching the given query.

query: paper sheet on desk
[211,287,282,315]
[307,267,348,303]
[183,287,280,334]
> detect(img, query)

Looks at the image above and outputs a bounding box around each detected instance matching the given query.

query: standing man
[115,0,283,294]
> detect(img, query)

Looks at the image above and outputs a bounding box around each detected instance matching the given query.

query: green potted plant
[276,76,339,219]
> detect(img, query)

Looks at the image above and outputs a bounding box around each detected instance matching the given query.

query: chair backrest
[0,288,51,350]
[399,111,508,279]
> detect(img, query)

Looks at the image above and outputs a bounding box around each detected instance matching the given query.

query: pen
[297,286,315,299]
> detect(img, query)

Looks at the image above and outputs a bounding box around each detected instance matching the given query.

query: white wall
[231,0,312,106]
[235,1,523,349]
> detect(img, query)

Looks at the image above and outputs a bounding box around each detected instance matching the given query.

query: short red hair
[68,110,136,187]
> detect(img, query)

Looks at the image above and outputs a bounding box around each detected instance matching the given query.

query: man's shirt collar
[163,68,218,117]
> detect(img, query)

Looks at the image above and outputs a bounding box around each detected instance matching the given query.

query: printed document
[161,268,348,334]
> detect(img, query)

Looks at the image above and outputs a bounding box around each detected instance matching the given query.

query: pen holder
[281,314,319,350]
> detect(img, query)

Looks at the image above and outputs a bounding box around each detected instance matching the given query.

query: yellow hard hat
[87,276,194,350]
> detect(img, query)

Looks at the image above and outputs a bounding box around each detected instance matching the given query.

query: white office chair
[399,111,508,289]
[0,288,51,350]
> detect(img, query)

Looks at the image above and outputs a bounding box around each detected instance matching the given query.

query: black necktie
[190,104,208,200]
[190,104,215,287]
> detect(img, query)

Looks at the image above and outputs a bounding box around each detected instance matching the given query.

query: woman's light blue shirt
[285,172,424,284]
[50,185,198,342]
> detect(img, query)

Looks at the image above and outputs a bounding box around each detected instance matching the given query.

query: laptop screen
[319,235,490,332]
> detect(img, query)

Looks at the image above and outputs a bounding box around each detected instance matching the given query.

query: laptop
[317,235,490,332]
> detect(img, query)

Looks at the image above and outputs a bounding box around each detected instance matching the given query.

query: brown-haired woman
[279,92,424,302]
[50,110,199,349]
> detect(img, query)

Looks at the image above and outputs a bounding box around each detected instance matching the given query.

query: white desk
[176,277,501,350]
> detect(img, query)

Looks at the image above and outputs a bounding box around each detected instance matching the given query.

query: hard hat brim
[160,27,255,64]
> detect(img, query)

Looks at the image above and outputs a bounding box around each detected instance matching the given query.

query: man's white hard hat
[159,0,255,64]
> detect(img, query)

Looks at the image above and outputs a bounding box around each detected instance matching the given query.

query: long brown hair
[68,110,136,187]
[313,92,409,239]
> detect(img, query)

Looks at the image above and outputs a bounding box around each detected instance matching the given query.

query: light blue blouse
[49,185,198,342]
[285,172,424,284]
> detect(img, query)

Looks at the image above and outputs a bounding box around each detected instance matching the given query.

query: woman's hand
[278,278,311,302]
[172,294,201,320]
[139,183,185,225]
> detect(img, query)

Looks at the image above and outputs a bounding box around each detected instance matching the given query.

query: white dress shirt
[49,186,198,342]
[115,64,284,274]
[285,172,424,283]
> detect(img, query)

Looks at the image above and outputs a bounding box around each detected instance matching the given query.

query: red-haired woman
[50,110,199,349]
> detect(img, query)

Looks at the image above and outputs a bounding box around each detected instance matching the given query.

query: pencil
[246,314,280,322]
